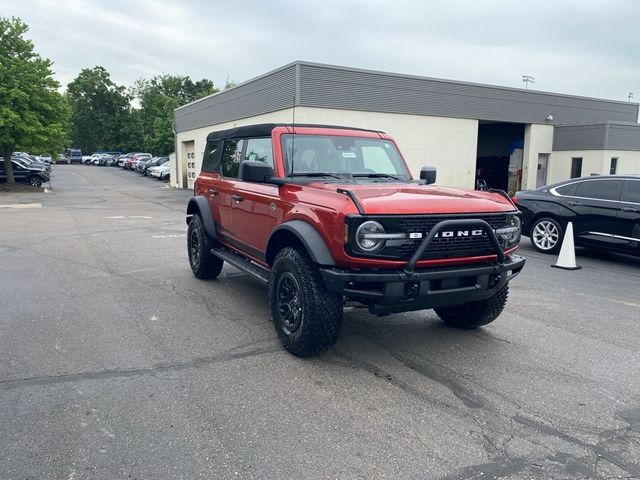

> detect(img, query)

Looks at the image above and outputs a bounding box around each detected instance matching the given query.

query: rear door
[10,160,30,183]
[196,139,226,235]
[616,179,640,255]
[569,178,623,247]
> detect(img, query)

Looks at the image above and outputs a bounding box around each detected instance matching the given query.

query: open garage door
[476,122,525,194]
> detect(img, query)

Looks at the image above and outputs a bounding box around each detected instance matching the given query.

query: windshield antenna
[290,94,295,178]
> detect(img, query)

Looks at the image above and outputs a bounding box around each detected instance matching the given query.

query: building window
[610,157,618,175]
[570,157,583,178]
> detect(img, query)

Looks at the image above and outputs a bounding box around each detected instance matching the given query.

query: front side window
[574,179,622,201]
[281,135,409,180]
[244,138,273,167]
[621,180,640,204]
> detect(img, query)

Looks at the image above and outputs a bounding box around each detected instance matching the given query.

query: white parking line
[152,234,186,239]
[106,215,152,219]
[0,203,42,209]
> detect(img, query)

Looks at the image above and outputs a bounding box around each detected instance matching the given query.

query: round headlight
[495,215,522,247]
[356,221,386,252]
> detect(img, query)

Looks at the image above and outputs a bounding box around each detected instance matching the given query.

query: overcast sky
[2,0,639,103]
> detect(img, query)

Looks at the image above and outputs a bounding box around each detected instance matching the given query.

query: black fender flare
[267,220,336,266]
[186,196,217,239]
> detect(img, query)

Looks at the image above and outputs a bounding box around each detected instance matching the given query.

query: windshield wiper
[290,172,342,179]
[352,173,401,180]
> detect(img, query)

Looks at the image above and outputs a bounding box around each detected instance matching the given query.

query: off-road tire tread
[269,247,342,357]
[435,283,509,329]
[188,214,223,279]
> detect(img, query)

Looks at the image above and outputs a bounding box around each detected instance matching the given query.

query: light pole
[522,75,535,90]
[628,92,634,102]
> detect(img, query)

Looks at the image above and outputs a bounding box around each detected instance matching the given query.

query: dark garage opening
[476,122,525,194]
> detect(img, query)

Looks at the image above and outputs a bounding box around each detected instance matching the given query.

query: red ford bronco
[186,124,525,356]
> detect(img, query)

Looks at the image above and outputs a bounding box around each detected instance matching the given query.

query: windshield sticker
[342,152,357,158]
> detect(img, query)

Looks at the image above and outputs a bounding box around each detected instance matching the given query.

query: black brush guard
[320,219,525,315]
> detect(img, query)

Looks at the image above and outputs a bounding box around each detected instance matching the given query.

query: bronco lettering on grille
[409,229,484,239]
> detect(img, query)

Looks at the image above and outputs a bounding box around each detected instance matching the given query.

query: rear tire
[435,284,509,329]
[269,247,342,357]
[187,215,223,279]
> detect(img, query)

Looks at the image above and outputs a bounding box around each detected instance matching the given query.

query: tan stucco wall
[548,150,640,184]
[522,124,554,190]
[174,107,479,188]
[293,107,479,188]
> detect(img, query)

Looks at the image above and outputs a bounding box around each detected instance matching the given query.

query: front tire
[435,284,509,329]
[28,176,43,187]
[269,247,342,357]
[530,217,564,254]
[187,215,223,279]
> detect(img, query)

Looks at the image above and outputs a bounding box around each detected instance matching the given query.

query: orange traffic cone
[551,222,581,270]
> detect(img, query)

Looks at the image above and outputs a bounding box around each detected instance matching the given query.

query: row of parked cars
[81,152,171,181]
[0,152,52,187]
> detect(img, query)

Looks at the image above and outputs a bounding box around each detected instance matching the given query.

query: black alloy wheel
[276,272,303,333]
[28,176,43,187]
[187,214,223,279]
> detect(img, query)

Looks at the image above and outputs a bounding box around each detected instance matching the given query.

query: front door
[616,179,640,255]
[231,137,279,259]
[569,178,623,248]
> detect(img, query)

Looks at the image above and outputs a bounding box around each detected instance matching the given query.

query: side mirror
[419,166,437,185]
[239,161,274,183]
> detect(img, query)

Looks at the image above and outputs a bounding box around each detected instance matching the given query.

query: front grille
[347,213,508,260]
[394,214,506,259]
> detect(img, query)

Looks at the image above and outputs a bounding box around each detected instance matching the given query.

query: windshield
[281,134,409,181]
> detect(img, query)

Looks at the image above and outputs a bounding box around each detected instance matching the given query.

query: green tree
[66,66,131,153]
[0,17,69,184]
[132,74,218,155]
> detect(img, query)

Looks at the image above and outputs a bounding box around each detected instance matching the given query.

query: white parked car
[148,162,170,180]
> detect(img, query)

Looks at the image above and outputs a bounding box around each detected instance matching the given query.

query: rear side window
[555,182,578,196]
[202,140,222,173]
[574,179,622,201]
[221,139,244,178]
[621,180,640,204]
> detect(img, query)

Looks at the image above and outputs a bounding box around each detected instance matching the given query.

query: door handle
[621,207,638,213]
[568,201,582,206]
[231,194,244,203]
[208,188,218,196]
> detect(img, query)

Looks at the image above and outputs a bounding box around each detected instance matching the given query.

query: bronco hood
[315,183,516,214]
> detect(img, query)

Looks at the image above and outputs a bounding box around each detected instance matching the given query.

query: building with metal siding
[549,122,640,180]
[173,61,640,190]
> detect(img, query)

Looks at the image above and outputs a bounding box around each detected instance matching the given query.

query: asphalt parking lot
[1,165,639,480]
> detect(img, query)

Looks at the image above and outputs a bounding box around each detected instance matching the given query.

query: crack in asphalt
[512,414,640,478]
[0,342,280,391]
[339,323,640,479]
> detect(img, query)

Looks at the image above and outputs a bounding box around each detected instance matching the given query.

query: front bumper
[321,218,526,315]
[321,254,525,315]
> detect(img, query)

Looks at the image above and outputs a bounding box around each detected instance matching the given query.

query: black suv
[0,158,50,187]
[515,175,640,256]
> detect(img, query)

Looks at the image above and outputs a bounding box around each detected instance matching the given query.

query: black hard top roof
[205,123,384,142]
